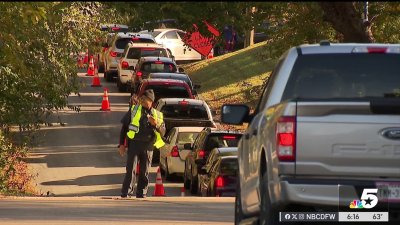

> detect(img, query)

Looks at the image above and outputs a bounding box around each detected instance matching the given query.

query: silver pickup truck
[221,42,400,225]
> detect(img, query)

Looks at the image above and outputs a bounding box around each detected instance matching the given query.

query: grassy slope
[183,41,276,113]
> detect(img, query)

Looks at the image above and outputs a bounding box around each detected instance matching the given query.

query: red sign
[182,21,220,57]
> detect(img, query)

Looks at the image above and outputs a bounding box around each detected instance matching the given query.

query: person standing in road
[118,89,166,198]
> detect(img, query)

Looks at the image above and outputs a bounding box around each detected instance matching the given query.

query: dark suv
[183,127,242,194]
[130,57,184,93]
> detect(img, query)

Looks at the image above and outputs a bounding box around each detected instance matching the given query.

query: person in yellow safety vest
[118,89,166,198]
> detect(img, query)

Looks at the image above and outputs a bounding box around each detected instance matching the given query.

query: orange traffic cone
[153,166,166,196]
[100,88,111,111]
[91,65,102,87]
[86,56,95,76]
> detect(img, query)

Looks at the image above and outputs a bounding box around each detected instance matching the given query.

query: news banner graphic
[279,185,397,222]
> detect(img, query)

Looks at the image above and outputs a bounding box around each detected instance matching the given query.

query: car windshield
[151,31,162,38]
[220,158,238,175]
[127,48,168,59]
[205,134,242,150]
[142,62,177,73]
[145,85,189,101]
[282,54,400,101]
[116,38,155,49]
[177,132,199,144]
[160,104,208,119]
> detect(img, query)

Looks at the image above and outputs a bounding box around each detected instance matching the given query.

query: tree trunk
[319,2,374,43]
[244,6,255,48]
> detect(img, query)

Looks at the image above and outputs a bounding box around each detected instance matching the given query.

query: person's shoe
[121,194,128,198]
[136,194,146,198]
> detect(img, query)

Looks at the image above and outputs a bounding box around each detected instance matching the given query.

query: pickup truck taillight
[121,61,129,69]
[276,116,296,162]
[171,145,179,157]
[215,176,224,188]
[197,150,205,159]
[136,71,142,77]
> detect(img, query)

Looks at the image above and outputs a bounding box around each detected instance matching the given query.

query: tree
[319,2,374,43]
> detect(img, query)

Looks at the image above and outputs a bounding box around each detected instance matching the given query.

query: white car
[140,29,213,63]
[103,32,156,82]
[160,126,205,180]
[116,43,172,92]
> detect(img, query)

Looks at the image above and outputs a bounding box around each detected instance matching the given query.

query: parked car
[151,98,216,165]
[148,72,201,95]
[154,98,216,134]
[198,147,238,197]
[103,32,156,82]
[136,79,194,104]
[184,128,242,194]
[140,28,213,63]
[116,43,172,92]
[221,42,400,224]
[159,127,204,180]
[97,24,130,73]
[130,57,184,93]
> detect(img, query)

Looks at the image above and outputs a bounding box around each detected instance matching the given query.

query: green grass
[183,41,277,112]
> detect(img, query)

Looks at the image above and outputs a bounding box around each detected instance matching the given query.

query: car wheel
[98,63,105,73]
[190,170,198,195]
[259,172,279,225]
[117,79,125,92]
[183,163,191,189]
[234,176,245,225]
[106,71,113,82]
[103,71,108,81]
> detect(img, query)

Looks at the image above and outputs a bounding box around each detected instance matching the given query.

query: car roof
[298,42,400,55]
[127,43,164,48]
[149,73,188,78]
[143,78,187,85]
[139,56,175,63]
[215,147,238,155]
[157,98,205,105]
[220,155,238,161]
[208,129,243,135]
[115,32,154,39]
[153,28,182,32]
[176,127,206,132]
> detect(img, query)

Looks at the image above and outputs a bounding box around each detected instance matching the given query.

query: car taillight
[197,150,205,158]
[179,100,189,105]
[136,71,142,77]
[171,145,179,157]
[276,116,296,162]
[110,51,117,57]
[223,135,237,140]
[121,61,129,69]
[154,61,163,64]
[215,176,224,188]
[142,48,156,51]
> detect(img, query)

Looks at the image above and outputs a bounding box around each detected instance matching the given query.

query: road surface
[18,71,234,225]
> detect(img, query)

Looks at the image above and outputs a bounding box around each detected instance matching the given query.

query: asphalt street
[13,71,235,225]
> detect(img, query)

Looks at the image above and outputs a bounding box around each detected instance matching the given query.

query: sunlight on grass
[183,41,276,112]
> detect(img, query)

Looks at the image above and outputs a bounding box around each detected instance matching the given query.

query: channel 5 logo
[349,188,378,209]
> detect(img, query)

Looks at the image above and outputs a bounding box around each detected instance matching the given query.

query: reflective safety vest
[126,104,165,149]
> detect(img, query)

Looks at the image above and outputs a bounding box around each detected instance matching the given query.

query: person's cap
[143,89,155,102]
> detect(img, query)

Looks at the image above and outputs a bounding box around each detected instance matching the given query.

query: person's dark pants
[121,140,154,197]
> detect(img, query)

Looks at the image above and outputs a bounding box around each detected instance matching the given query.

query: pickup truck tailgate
[295,102,400,178]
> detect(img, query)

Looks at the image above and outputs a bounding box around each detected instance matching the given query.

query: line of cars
[95,24,242,198]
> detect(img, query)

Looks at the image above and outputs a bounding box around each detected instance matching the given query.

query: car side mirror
[198,167,207,175]
[183,143,192,150]
[194,84,201,89]
[195,159,205,165]
[178,67,185,73]
[221,104,250,125]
